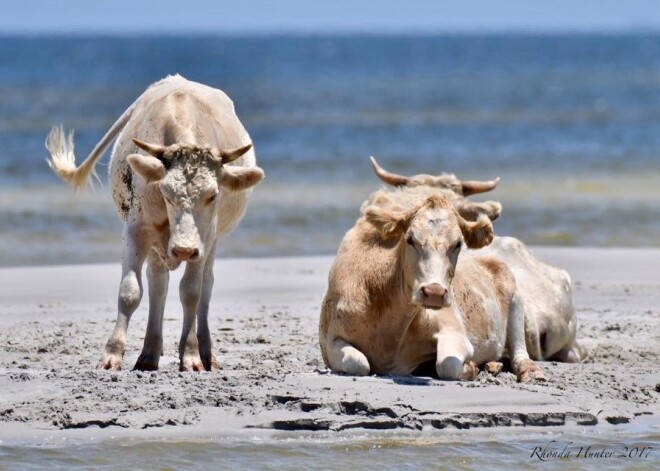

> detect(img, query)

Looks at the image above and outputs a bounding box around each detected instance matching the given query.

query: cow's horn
[370,156,409,187]
[132,138,167,159]
[461,177,500,196]
[219,143,253,164]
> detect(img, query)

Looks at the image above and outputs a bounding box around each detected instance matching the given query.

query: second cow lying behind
[319,194,545,382]
[366,158,589,364]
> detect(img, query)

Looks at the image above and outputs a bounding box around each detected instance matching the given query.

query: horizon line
[3,26,660,38]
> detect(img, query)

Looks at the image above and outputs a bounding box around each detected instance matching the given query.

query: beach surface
[0,248,658,445]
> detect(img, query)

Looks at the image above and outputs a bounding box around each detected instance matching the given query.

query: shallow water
[1,430,658,470]
[1,170,659,266]
[1,34,660,265]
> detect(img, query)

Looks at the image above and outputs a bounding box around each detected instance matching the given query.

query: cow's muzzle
[170,245,201,262]
[418,283,450,309]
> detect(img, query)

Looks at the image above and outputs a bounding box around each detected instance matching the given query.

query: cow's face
[365,196,494,309]
[127,139,264,263]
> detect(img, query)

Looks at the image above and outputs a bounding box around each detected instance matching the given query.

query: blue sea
[1,34,660,266]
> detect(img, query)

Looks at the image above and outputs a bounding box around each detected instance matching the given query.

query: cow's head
[369,156,501,221]
[127,138,264,263]
[364,195,494,309]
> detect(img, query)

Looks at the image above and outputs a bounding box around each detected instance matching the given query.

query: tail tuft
[45,125,99,191]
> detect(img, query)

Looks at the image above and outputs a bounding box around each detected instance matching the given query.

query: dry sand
[0,248,658,444]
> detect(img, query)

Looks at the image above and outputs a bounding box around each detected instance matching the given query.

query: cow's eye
[406,235,416,247]
[453,241,462,253]
[205,193,218,205]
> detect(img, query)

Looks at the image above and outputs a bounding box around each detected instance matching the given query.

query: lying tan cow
[366,158,588,363]
[47,75,264,372]
[319,195,545,382]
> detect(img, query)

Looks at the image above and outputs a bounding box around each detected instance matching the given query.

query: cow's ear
[359,191,404,214]
[458,212,494,249]
[127,154,166,183]
[364,205,412,240]
[219,165,264,191]
[457,200,502,221]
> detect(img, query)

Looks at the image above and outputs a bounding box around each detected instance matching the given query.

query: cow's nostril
[421,284,447,299]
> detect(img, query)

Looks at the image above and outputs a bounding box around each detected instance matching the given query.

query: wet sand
[0,248,658,444]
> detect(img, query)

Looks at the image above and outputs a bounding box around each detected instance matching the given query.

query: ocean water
[1,34,660,265]
[0,429,658,470]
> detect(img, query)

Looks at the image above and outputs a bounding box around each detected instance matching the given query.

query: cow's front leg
[507,293,546,383]
[134,251,169,371]
[326,337,370,376]
[178,260,205,371]
[196,241,219,371]
[435,331,476,380]
[99,224,149,370]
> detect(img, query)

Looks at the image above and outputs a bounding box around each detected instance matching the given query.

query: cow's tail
[46,100,137,191]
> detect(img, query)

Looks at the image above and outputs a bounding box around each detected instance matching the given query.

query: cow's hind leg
[196,241,220,372]
[178,260,206,372]
[99,224,149,370]
[550,340,589,363]
[134,251,169,371]
[507,293,546,383]
[327,338,370,376]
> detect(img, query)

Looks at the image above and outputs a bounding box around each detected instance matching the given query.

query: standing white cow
[46,75,264,372]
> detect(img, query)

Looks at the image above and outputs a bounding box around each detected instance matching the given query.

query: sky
[1,0,660,35]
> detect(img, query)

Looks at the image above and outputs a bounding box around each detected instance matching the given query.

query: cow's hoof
[133,353,160,371]
[517,362,547,383]
[485,361,503,376]
[460,361,479,381]
[205,354,220,372]
[97,354,123,371]
[200,354,220,372]
[180,355,206,372]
